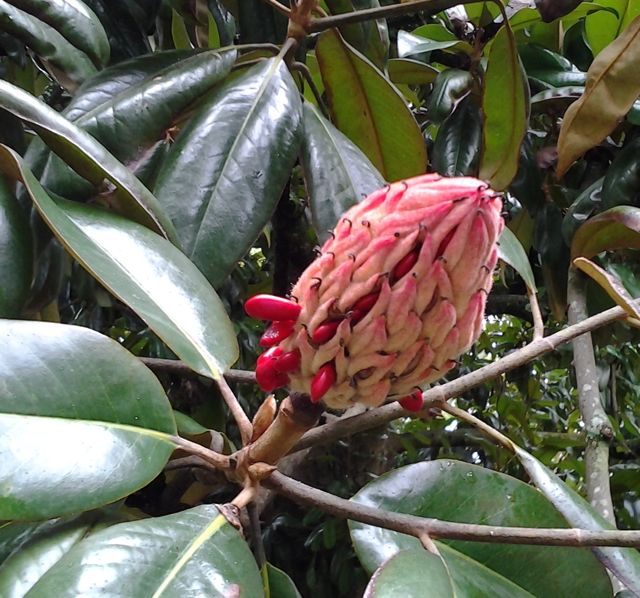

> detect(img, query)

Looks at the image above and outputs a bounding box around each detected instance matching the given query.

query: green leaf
[173,410,209,436]
[364,548,533,598]
[267,563,302,598]
[300,102,385,242]
[561,176,604,244]
[571,205,640,258]
[0,1,97,89]
[557,15,640,176]
[573,256,640,318]
[514,446,640,594]
[350,460,611,596]
[426,69,473,123]
[432,94,481,177]
[5,0,110,67]
[154,57,302,288]
[585,0,639,56]
[0,319,176,520]
[480,22,529,190]
[0,175,32,317]
[0,80,177,242]
[38,49,237,198]
[386,58,438,85]
[0,511,121,597]
[324,0,389,69]
[26,505,264,597]
[498,225,537,292]
[397,29,473,57]
[316,28,427,182]
[0,146,239,379]
[601,135,640,210]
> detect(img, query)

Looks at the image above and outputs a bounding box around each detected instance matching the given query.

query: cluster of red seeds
[245,175,503,412]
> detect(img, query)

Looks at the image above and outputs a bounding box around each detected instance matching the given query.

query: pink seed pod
[247,174,503,409]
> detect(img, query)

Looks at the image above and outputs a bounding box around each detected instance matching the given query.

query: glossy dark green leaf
[27,505,263,597]
[316,28,426,182]
[350,460,611,596]
[573,256,640,318]
[557,14,640,176]
[267,563,302,598]
[0,81,177,242]
[5,0,109,67]
[531,85,585,111]
[0,319,176,520]
[0,175,32,317]
[0,511,121,597]
[0,1,97,88]
[154,57,302,288]
[562,177,604,244]
[515,446,640,594]
[514,3,612,28]
[426,69,473,123]
[498,226,537,292]
[325,0,389,68]
[601,135,640,210]
[397,29,473,57]
[571,206,640,258]
[301,102,385,242]
[480,22,529,190]
[386,59,438,85]
[207,0,236,46]
[432,95,481,176]
[0,521,56,564]
[38,49,237,200]
[1,146,239,379]
[364,548,532,598]
[82,0,153,62]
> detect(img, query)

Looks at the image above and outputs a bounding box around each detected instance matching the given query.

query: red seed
[392,249,419,282]
[311,320,341,344]
[349,292,380,324]
[353,292,379,313]
[245,294,302,321]
[259,320,296,347]
[436,227,457,258]
[273,350,301,373]
[310,362,336,403]
[257,346,283,367]
[256,358,289,392]
[398,391,423,412]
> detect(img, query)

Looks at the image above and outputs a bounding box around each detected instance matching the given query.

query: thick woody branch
[264,471,640,547]
[567,268,616,525]
[307,0,490,33]
[293,302,631,452]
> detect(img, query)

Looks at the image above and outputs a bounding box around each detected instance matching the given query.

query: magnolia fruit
[246,174,504,410]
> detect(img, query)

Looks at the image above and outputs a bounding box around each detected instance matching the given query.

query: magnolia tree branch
[140,357,255,384]
[263,471,640,547]
[293,302,630,452]
[567,268,616,525]
[307,0,491,32]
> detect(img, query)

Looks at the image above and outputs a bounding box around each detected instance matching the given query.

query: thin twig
[264,471,640,547]
[307,0,489,33]
[139,357,255,384]
[170,435,231,470]
[527,286,544,340]
[215,375,253,446]
[293,302,632,452]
